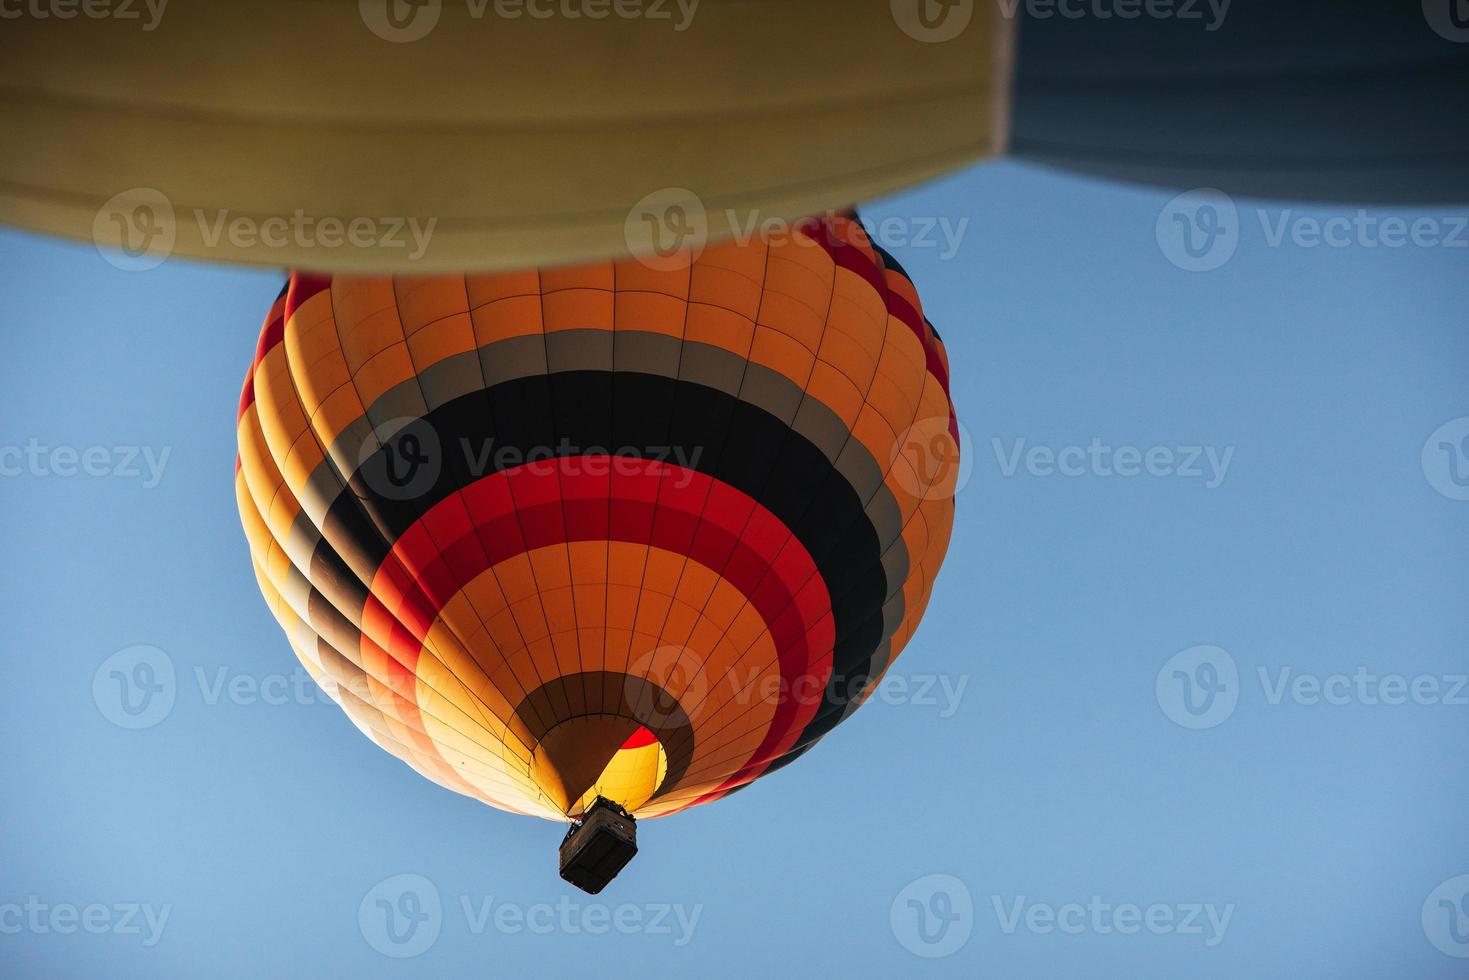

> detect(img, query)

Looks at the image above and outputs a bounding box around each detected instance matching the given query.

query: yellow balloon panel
[0,2,1014,271]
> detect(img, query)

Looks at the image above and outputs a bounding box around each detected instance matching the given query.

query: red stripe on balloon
[360,457,835,792]
[622,726,658,749]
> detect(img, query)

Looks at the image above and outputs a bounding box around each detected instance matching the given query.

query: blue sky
[2,160,1466,978]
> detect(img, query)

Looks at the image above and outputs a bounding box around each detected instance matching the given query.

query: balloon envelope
[1010,1,1469,204]
[1,2,1013,272]
[234,214,961,820]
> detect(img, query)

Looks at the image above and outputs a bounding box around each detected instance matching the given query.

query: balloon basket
[559,798,638,895]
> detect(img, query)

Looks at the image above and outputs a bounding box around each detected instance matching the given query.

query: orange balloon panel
[235,214,960,821]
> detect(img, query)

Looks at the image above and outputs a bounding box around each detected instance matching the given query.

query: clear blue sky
[2,160,1466,978]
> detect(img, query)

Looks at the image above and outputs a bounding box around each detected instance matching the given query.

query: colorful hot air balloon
[234,213,960,888]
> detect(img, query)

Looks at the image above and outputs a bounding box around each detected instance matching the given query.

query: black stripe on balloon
[512,671,695,801]
[311,371,894,734]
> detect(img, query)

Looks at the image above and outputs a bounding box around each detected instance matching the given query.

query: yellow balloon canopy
[1,1,1014,272]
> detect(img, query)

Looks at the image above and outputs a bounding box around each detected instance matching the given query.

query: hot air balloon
[234,213,960,891]
[1,2,1012,271]
[5,1,1465,275]
[1009,0,1469,204]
